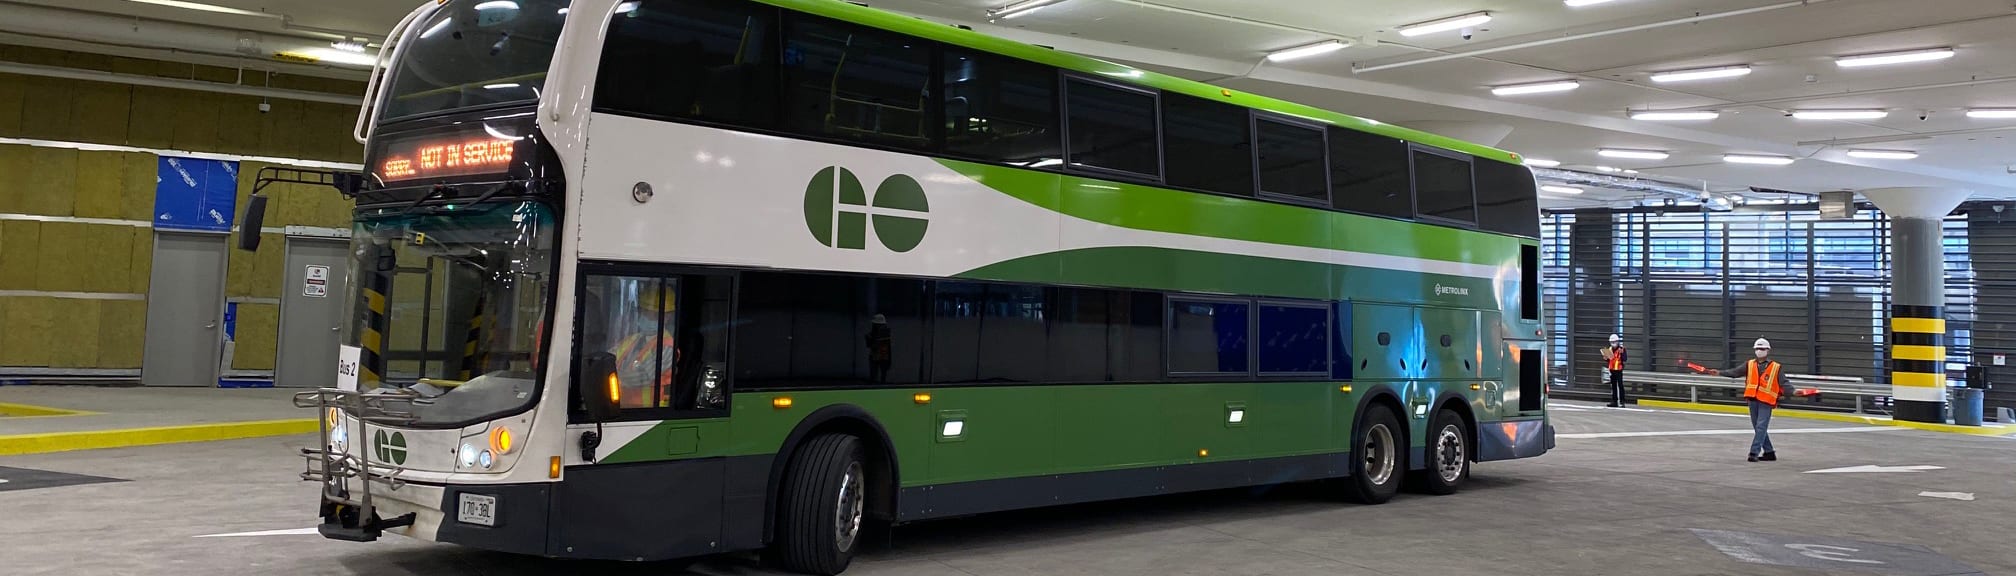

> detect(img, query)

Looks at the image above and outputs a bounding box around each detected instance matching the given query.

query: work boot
[1747,454,1759,462]
[1759,452,1777,462]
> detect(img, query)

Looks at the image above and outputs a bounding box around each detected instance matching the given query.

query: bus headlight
[478,450,494,470]
[459,443,478,468]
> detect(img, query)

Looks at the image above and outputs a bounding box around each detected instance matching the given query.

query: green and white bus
[287,0,1551,573]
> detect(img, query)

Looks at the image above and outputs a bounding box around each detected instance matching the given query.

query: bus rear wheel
[1409,408,1470,495]
[771,434,867,575]
[1339,405,1403,504]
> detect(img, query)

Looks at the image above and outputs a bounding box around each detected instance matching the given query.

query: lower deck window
[1169,300,1251,374]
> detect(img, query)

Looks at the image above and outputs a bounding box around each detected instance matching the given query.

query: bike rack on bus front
[293,388,427,542]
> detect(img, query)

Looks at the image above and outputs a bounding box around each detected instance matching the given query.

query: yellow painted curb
[0,418,319,456]
[0,401,98,418]
[1637,400,2016,437]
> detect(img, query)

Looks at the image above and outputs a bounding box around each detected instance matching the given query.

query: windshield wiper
[402,185,451,214]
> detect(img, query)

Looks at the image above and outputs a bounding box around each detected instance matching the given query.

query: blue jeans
[1748,399,1775,455]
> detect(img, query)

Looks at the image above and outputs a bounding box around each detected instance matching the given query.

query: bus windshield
[343,201,556,427]
[379,0,572,122]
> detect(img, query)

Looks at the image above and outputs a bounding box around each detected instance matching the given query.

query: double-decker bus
[277,0,1552,573]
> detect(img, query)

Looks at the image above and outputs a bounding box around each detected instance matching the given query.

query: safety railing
[1614,371,1889,414]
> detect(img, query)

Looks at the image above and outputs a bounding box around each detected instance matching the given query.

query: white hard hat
[872,314,888,325]
[1609,334,1622,343]
[1753,338,1772,350]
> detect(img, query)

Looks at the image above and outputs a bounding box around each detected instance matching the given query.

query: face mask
[1755,349,1768,359]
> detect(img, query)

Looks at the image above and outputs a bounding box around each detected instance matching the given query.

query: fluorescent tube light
[122,0,280,18]
[1492,80,1579,96]
[1724,154,1795,165]
[1524,158,1561,168]
[1792,109,1888,120]
[473,1,520,11]
[1650,66,1751,83]
[1399,12,1493,37]
[1836,48,1954,68]
[1967,109,2016,119]
[1565,0,1618,6]
[1598,148,1669,160]
[991,0,1064,19]
[1265,40,1350,62]
[1541,185,1585,194]
[1631,111,1720,121]
[1847,149,1918,160]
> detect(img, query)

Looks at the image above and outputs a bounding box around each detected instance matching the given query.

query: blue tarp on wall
[153,157,238,232]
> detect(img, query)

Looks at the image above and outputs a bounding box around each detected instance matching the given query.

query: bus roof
[760,0,1525,166]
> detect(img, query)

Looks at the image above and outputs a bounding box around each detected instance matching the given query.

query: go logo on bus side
[803,166,929,253]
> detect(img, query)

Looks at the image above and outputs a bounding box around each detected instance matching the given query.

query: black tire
[1411,408,1470,495]
[769,434,868,575]
[1340,405,1405,504]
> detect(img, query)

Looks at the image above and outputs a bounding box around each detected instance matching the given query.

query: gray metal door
[141,231,228,387]
[276,237,350,388]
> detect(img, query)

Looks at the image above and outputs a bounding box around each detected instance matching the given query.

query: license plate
[457,493,497,527]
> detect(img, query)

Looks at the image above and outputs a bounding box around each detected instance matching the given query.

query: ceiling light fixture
[1265,40,1351,62]
[1524,158,1561,168]
[1847,149,1918,160]
[1595,166,1621,173]
[615,1,639,13]
[1724,154,1795,165]
[1650,65,1752,83]
[1541,185,1585,194]
[1491,80,1579,96]
[1398,12,1493,37]
[121,0,281,18]
[331,40,366,53]
[472,1,520,11]
[1564,0,1618,6]
[1630,111,1720,121]
[990,0,1065,19]
[1836,48,1954,68]
[1598,148,1670,160]
[1967,108,2016,119]
[1792,109,1888,120]
[282,48,378,67]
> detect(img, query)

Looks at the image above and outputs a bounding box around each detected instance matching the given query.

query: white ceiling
[11,0,2016,207]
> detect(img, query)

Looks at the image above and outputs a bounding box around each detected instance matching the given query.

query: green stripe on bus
[954,246,1499,307]
[935,159,1527,266]
[759,0,1521,165]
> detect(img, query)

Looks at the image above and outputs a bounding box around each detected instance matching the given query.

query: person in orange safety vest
[1697,338,1783,462]
[1602,333,1629,407]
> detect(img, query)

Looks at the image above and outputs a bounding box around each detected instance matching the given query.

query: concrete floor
[3,401,2011,576]
[0,386,306,434]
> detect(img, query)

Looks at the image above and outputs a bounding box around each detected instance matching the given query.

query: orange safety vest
[1607,346,1625,371]
[1744,360,1782,406]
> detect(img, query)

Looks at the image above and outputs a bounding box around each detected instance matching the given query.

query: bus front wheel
[1339,406,1404,504]
[771,433,867,575]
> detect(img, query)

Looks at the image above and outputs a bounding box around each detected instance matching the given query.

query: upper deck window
[596,0,778,128]
[380,0,571,122]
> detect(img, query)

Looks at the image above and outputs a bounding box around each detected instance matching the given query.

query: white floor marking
[1919,491,1975,501]
[1560,427,1900,439]
[1804,465,1945,474]
[193,527,322,538]
[0,478,9,485]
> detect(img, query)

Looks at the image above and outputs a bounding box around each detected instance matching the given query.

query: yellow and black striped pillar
[358,245,393,388]
[1890,305,1946,422]
[459,302,486,380]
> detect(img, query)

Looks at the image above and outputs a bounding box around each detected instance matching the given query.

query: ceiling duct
[0,2,375,71]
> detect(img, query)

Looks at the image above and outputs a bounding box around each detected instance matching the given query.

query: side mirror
[578,352,621,422]
[237,194,269,252]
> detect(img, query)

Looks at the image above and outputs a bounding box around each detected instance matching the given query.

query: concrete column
[1862,187,1971,423]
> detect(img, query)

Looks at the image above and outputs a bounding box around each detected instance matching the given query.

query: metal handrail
[1619,370,1889,414]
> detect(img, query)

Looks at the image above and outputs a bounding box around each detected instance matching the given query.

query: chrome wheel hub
[835,461,865,552]
[1365,423,1396,486]
[1436,425,1466,483]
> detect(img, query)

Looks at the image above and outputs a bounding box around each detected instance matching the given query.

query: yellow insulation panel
[0,296,56,367]
[225,231,285,298]
[0,220,38,290]
[81,225,134,293]
[129,230,153,294]
[120,152,155,221]
[0,72,24,138]
[72,150,127,219]
[125,85,177,150]
[0,145,28,213]
[170,90,222,153]
[32,221,89,292]
[47,298,102,369]
[19,76,74,142]
[231,302,278,371]
[97,300,147,369]
[215,94,264,156]
[70,80,131,145]
[25,146,77,217]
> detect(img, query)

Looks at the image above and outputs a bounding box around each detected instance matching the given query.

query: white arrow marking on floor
[1919,491,1976,501]
[193,527,322,538]
[1804,465,1946,474]
[0,478,9,485]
